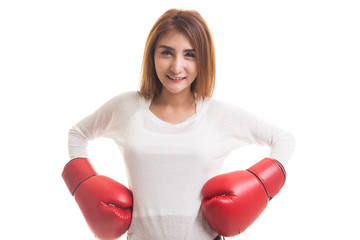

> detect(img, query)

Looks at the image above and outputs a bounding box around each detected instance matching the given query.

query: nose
[170,55,184,74]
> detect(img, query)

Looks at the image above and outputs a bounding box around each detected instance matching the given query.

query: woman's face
[154,30,198,96]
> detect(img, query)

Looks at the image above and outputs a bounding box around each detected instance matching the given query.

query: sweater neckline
[141,96,210,127]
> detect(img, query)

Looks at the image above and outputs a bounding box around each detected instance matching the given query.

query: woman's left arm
[213,100,296,166]
[251,117,296,166]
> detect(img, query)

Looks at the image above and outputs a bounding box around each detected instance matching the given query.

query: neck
[154,89,195,109]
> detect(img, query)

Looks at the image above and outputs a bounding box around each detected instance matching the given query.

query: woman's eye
[161,50,172,55]
[185,52,195,58]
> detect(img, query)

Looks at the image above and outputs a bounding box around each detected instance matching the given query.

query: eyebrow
[158,45,195,52]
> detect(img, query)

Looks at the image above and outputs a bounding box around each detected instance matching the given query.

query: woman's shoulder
[208,97,244,113]
[104,91,144,108]
[207,97,256,121]
[93,91,144,118]
[111,91,142,102]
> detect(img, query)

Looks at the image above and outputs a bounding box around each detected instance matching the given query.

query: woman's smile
[167,75,186,81]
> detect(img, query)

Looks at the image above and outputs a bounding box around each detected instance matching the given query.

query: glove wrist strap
[247,158,286,200]
[62,158,97,195]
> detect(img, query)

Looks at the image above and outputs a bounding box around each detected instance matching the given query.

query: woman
[63,9,296,240]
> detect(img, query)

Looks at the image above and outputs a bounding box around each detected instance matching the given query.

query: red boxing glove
[201,158,286,237]
[62,158,133,240]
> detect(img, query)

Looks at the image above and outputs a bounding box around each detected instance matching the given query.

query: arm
[68,96,117,160]
[213,100,296,165]
[202,101,296,237]
[63,92,137,239]
[251,117,296,166]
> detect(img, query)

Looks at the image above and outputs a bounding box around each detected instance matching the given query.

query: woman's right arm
[68,91,139,160]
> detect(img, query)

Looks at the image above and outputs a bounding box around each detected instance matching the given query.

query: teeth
[168,75,185,80]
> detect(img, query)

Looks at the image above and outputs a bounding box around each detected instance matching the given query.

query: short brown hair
[138,9,216,100]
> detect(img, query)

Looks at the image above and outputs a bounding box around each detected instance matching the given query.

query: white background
[1,0,359,239]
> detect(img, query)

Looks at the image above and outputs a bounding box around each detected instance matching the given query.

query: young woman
[63,9,296,240]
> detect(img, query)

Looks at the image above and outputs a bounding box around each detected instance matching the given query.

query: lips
[167,75,186,80]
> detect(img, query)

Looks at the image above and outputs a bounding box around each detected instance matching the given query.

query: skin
[150,30,198,124]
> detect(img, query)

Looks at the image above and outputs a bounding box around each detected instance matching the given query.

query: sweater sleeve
[68,91,139,160]
[212,100,296,166]
[251,117,296,165]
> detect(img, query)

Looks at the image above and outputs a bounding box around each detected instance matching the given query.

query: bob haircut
[139,9,216,100]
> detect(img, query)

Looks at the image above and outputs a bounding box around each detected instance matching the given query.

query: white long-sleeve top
[68,91,296,240]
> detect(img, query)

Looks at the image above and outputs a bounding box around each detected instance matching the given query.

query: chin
[166,88,187,95]
[163,85,190,95]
